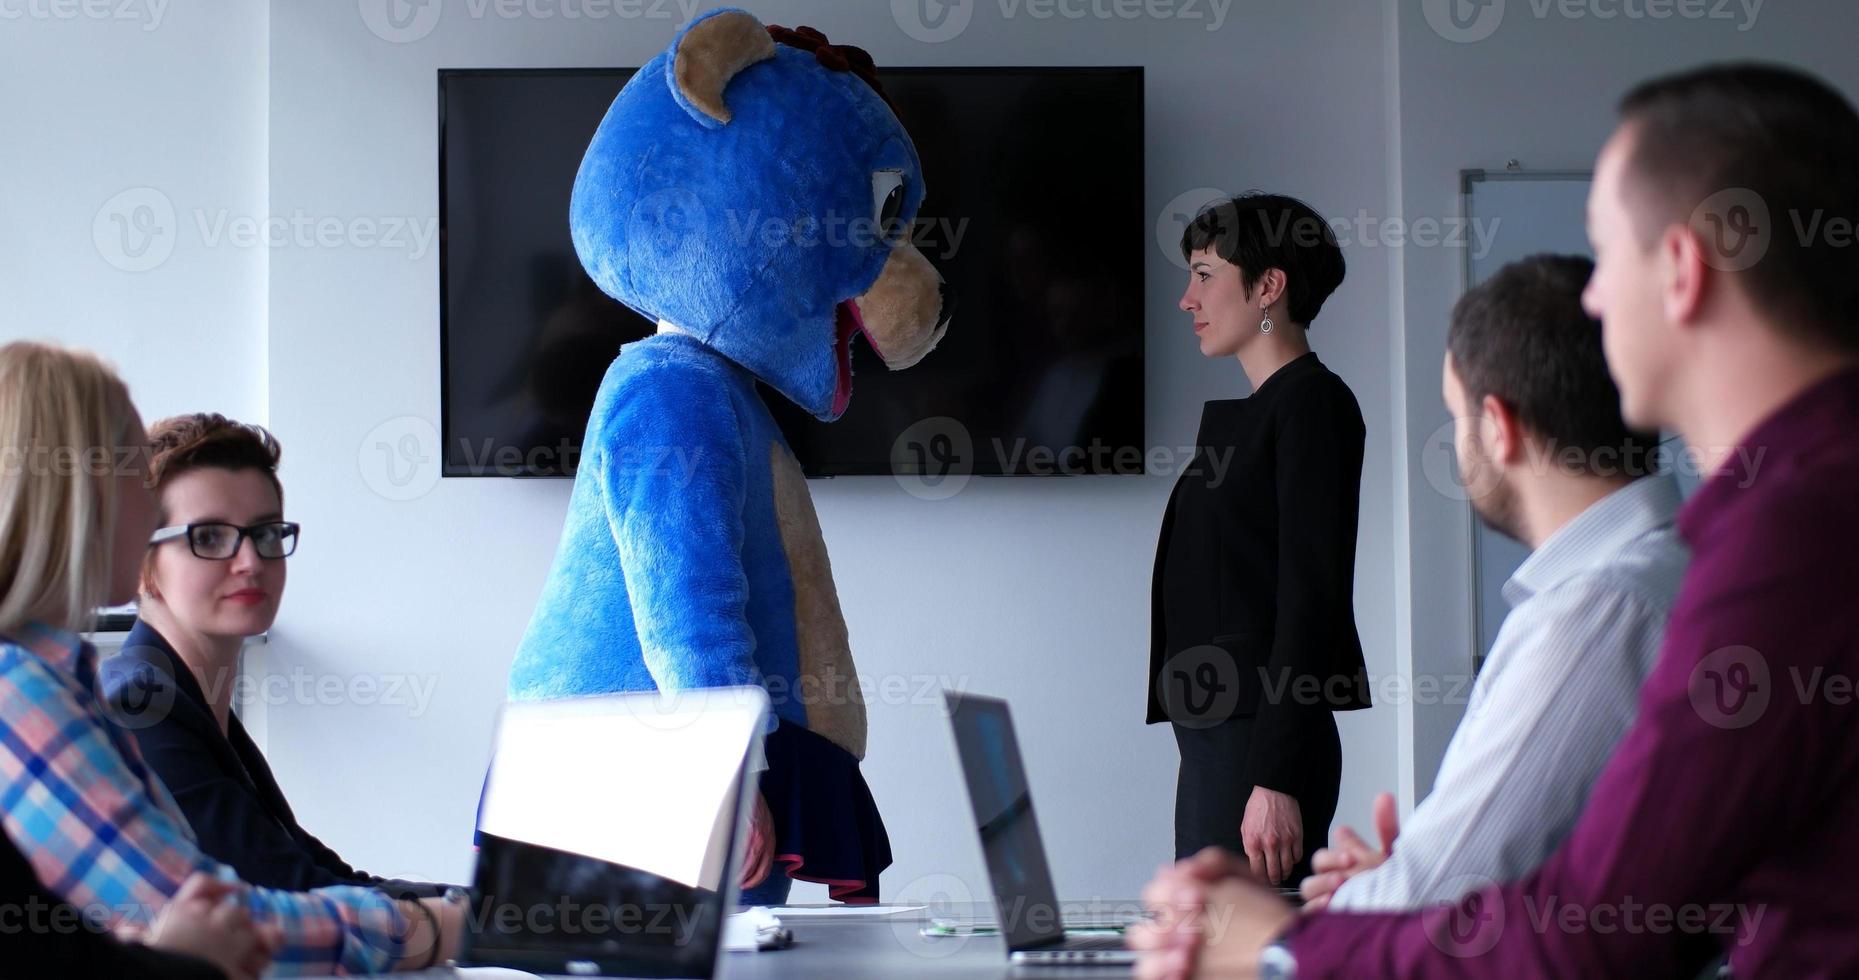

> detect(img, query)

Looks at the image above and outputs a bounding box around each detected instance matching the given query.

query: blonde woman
[0,341,461,974]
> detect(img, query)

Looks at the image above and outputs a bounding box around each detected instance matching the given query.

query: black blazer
[1146,352,1371,788]
[99,620,450,898]
[0,825,223,978]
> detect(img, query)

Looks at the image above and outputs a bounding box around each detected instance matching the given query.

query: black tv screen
[439,67,1145,477]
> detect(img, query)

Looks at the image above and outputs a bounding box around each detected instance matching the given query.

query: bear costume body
[507,9,950,902]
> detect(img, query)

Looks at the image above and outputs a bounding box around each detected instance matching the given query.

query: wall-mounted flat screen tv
[440,66,1144,477]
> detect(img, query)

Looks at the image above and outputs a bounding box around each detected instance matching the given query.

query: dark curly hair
[140,413,283,591]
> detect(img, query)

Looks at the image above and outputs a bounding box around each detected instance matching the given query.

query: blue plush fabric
[566,10,924,421]
[509,332,804,731]
[510,7,930,745]
[508,9,923,898]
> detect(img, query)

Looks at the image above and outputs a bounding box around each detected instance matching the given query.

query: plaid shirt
[0,622,406,975]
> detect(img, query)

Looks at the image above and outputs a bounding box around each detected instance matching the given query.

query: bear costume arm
[599,358,761,692]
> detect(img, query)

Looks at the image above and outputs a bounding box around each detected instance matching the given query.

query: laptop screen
[466,689,767,977]
[945,691,1067,951]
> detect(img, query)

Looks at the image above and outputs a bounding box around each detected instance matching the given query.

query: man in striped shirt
[1298,254,1688,913]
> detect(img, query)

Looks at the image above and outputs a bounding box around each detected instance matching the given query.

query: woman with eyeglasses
[101,413,462,903]
[0,342,459,975]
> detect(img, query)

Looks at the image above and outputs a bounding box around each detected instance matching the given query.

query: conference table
[373,901,1142,979]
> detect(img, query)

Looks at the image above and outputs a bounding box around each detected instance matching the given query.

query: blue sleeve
[597,362,761,690]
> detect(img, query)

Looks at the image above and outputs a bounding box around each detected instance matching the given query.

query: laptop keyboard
[1062,932,1128,951]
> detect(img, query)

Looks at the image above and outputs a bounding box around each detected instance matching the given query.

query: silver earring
[1259,311,1274,335]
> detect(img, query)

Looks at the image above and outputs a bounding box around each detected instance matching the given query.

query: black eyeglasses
[148,522,301,560]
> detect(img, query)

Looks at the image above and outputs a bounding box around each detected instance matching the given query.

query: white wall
[0,0,268,424]
[262,0,1400,901]
[10,0,1854,910]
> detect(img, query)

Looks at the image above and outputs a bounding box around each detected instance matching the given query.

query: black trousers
[1171,711,1342,883]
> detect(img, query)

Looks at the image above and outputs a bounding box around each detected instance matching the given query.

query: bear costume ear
[669,8,777,128]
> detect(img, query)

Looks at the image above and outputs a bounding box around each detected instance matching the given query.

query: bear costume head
[568,8,951,421]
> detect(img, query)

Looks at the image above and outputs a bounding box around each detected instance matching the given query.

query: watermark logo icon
[94,187,177,273]
[1689,645,1770,729]
[1420,416,1507,502]
[1423,0,1505,42]
[1425,875,1505,957]
[96,650,178,730]
[359,416,441,501]
[360,0,443,42]
[891,416,974,500]
[1157,187,1230,271]
[1156,644,1240,729]
[1692,188,1770,272]
[891,871,975,957]
[628,187,710,276]
[892,0,973,43]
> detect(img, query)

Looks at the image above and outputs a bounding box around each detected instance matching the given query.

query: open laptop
[462,687,769,978]
[944,691,1139,967]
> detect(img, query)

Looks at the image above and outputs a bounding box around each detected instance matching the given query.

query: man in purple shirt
[1132,62,1859,978]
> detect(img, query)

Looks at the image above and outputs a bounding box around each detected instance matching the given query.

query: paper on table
[760,904,928,917]
[723,907,789,951]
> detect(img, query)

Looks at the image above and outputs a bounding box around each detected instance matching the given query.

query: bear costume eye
[872,170,907,245]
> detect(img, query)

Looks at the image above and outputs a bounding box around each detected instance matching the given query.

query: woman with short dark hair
[1146,193,1371,886]
[103,412,461,902]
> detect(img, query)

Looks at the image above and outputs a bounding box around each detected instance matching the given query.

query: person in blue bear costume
[505,8,951,905]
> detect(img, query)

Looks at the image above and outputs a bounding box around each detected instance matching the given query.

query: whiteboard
[1462,171,1593,665]
[1460,171,1699,667]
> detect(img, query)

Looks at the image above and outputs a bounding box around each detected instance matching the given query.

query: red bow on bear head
[767,24,896,113]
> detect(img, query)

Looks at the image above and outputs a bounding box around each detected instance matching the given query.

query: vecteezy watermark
[1157,187,1232,271]
[892,0,1231,44]
[890,872,976,957]
[447,436,711,483]
[623,199,972,272]
[358,416,441,502]
[0,0,168,30]
[1423,876,1507,957]
[93,187,176,273]
[0,896,154,935]
[1690,188,1771,272]
[0,435,664,494]
[1423,0,1764,44]
[891,416,976,501]
[229,668,439,717]
[1688,645,1770,730]
[101,650,441,730]
[1520,896,1765,946]
[191,209,439,259]
[1688,646,1859,730]
[0,443,156,480]
[1418,416,1768,502]
[1155,654,1485,730]
[889,417,1225,501]
[622,670,973,733]
[1415,877,1766,958]
[1155,644,1245,729]
[1157,188,1503,271]
[92,187,439,273]
[723,209,971,263]
[358,0,703,43]
[1689,186,1859,274]
[460,897,707,944]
